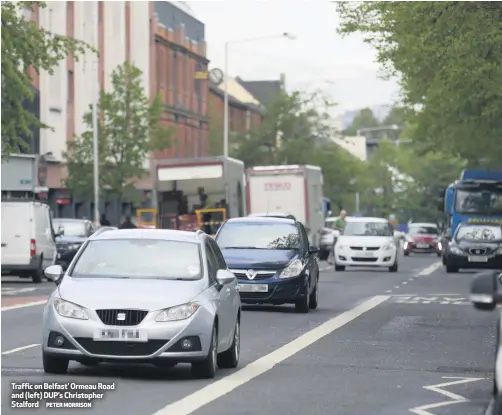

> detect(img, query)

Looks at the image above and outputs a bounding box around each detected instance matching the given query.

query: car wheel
[334,265,345,271]
[295,284,310,313]
[446,265,459,273]
[191,325,217,378]
[389,260,398,272]
[31,258,43,284]
[43,352,69,374]
[403,251,410,256]
[217,318,240,369]
[309,278,319,310]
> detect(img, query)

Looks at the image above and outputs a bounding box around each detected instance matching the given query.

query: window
[455,188,502,215]
[408,225,438,235]
[205,242,218,283]
[67,70,74,103]
[343,221,393,237]
[23,6,32,20]
[53,220,87,237]
[298,223,309,251]
[208,238,227,269]
[172,51,178,105]
[216,222,300,250]
[72,239,202,280]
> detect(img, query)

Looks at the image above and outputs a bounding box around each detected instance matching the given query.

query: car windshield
[70,239,202,280]
[455,225,502,241]
[53,220,87,237]
[343,221,393,237]
[455,188,502,215]
[216,222,300,250]
[408,226,439,235]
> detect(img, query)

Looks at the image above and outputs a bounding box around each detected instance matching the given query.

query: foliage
[336,1,502,167]
[1,1,92,156]
[343,108,380,136]
[63,62,173,203]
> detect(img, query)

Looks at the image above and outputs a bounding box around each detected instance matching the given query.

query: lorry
[151,156,246,235]
[440,169,502,238]
[246,165,324,246]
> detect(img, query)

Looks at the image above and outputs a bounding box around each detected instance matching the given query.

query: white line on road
[409,376,486,415]
[151,295,390,415]
[485,398,494,415]
[417,262,442,276]
[1,300,47,312]
[319,266,331,272]
[1,287,37,295]
[2,344,40,355]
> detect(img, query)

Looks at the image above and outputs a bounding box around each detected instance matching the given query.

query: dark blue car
[214,217,320,313]
[53,219,94,269]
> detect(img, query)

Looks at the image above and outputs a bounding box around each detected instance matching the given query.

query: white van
[1,201,57,283]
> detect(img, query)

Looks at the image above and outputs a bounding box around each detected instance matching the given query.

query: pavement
[1,253,498,415]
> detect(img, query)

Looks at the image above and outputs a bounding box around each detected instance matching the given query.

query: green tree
[1,1,91,156]
[337,2,502,166]
[343,108,380,136]
[63,62,173,207]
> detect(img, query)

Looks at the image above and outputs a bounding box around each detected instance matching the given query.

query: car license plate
[360,251,374,258]
[468,256,488,263]
[93,328,147,342]
[237,284,268,293]
[416,243,429,248]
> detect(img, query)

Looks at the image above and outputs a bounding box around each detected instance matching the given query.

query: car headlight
[53,297,88,320]
[156,303,200,322]
[279,259,304,279]
[382,243,394,251]
[450,245,463,255]
[405,237,414,243]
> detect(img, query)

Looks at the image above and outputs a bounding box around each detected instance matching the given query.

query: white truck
[154,156,247,229]
[246,165,325,246]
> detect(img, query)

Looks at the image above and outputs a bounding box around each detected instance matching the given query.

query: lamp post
[92,58,99,226]
[223,33,296,158]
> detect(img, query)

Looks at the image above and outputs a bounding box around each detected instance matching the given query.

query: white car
[333,217,399,272]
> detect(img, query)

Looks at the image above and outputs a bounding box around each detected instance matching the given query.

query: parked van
[1,201,57,283]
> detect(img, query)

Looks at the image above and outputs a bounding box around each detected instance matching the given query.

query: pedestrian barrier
[195,208,227,237]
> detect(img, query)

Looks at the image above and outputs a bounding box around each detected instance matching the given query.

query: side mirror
[216,269,235,286]
[308,246,319,255]
[470,271,499,311]
[44,265,64,284]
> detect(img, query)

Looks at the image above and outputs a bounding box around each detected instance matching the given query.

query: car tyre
[309,278,319,310]
[446,265,459,273]
[43,353,69,374]
[334,265,345,271]
[191,325,217,379]
[217,318,240,369]
[31,258,43,284]
[295,285,310,313]
[389,260,398,272]
[403,251,410,256]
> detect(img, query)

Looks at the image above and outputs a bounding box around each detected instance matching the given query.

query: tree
[63,62,173,207]
[343,108,380,136]
[336,2,502,166]
[1,1,91,156]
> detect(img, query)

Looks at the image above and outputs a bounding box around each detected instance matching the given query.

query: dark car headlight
[449,244,463,255]
[279,259,304,279]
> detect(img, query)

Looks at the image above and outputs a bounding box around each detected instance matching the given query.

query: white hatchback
[333,217,399,272]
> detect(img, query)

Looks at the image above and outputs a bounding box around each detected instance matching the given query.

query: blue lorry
[441,169,502,238]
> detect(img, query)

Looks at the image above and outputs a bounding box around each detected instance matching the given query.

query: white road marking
[319,266,331,272]
[417,262,442,276]
[2,344,40,355]
[386,290,392,293]
[485,398,494,415]
[1,287,37,295]
[409,376,486,415]
[151,295,390,415]
[394,286,400,289]
[1,300,47,312]
[395,296,470,305]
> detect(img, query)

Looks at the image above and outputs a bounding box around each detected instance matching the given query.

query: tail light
[30,239,36,256]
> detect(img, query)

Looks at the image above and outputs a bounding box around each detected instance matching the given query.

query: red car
[404,223,441,256]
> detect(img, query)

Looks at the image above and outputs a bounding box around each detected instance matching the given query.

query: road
[1,255,497,415]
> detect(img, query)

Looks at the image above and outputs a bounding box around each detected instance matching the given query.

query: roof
[235,78,283,106]
[90,229,203,243]
[209,83,264,114]
[225,216,296,224]
[346,217,389,223]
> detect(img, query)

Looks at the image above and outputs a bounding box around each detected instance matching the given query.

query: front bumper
[236,274,308,305]
[404,241,439,253]
[335,248,397,267]
[446,253,502,269]
[42,302,214,363]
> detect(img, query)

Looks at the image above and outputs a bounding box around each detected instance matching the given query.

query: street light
[223,33,296,158]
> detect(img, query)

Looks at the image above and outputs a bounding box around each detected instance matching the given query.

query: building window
[23,5,32,20]
[67,70,74,103]
[172,51,178,106]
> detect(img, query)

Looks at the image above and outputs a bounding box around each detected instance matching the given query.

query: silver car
[42,229,241,379]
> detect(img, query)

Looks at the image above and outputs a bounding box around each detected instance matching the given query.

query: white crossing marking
[394,296,470,305]
[1,287,36,296]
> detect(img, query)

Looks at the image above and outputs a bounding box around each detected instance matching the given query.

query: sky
[186,0,401,115]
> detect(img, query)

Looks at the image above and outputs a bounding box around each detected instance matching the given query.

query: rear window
[216,222,300,250]
[408,226,439,235]
[71,239,202,280]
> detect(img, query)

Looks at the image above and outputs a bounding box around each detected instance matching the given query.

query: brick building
[151,2,209,160]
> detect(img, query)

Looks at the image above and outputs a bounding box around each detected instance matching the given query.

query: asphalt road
[1,254,498,415]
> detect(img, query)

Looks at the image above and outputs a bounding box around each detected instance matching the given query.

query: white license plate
[359,251,374,258]
[93,328,147,342]
[237,284,268,293]
[416,243,429,248]
[468,256,489,263]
